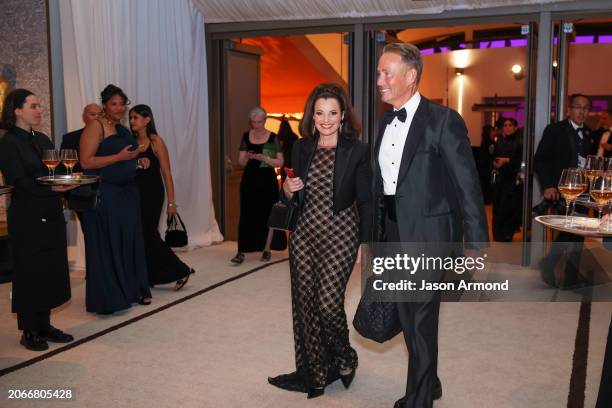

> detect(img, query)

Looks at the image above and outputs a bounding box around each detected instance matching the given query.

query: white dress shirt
[378,92,422,195]
[569,119,586,168]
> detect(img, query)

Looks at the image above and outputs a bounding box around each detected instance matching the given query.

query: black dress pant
[541,231,584,287]
[385,212,440,408]
[17,310,50,331]
[596,319,612,407]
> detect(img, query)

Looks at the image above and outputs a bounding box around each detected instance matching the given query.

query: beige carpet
[0,242,609,407]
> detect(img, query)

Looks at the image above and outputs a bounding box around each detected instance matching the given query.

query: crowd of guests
[0,84,194,351]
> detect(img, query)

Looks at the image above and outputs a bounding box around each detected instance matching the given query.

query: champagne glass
[584,155,604,186]
[603,170,612,232]
[558,168,587,227]
[60,149,78,176]
[589,173,612,230]
[604,157,612,171]
[42,149,60,177]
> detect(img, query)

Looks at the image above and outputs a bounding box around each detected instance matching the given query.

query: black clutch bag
[267,198,298,231]
[67,184,99,211]
[165,213,188,247]
[352,275,402,343]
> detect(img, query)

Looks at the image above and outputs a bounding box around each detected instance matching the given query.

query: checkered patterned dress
[289,147,359,388]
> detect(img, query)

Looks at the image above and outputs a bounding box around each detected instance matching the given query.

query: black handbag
[267,198,298,231]
[67,184,99,211]
[352,275,402,343]
[165,213,188,247]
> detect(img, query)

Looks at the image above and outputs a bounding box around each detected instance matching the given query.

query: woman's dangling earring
[312,124,316,136]
[339,121,343,136]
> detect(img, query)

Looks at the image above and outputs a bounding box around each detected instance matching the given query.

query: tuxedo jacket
[60,128,84,173]
[534,119,596,190]
[289,135,372,242]
[373,97,489,247]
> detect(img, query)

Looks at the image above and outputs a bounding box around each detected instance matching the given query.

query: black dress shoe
[40,326,74,343]
[393,378,442,407]
[230,252,245,264]
[260,251,271,262]
[20,331,49,351]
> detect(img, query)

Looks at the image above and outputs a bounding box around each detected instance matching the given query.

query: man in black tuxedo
[373,43,489,408]
[60,103,101,229]
[534,94,596,288]
[60,103,102,172]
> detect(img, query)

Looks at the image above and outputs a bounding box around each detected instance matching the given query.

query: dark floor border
[0,258,288,378]
[567,301,591,408]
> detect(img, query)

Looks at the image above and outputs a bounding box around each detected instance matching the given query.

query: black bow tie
[383,108,407,125]
[576,127,583,132]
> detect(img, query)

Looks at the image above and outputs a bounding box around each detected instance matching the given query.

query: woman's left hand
[252,153,267,163]
[167,204,178,216]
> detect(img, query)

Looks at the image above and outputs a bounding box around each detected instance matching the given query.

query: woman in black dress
[231,106,286,264]
[491,117,523,242]
[268,84,371,398]
[130,104,194,290]
[0,89,74,351]
[80,84,151,314]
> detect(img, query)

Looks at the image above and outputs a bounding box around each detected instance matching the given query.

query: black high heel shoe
[175,268,195,291]
[340,369,356,389]
[307,387,324,399]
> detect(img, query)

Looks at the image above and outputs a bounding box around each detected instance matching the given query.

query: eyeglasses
[570,105,590,111]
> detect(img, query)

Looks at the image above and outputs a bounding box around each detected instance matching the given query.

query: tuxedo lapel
[374,120,388,190]
[334,137,353,201]
[396,98,429,187]
[563,119,580,165]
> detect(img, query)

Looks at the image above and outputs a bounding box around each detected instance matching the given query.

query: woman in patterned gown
[268,84,372,398]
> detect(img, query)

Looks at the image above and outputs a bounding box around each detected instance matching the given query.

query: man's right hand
[543,187,559,201]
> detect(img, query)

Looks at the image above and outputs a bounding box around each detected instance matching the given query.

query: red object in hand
[284,167,295,178]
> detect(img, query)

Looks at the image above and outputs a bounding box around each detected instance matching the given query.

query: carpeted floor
[0,242,609,407]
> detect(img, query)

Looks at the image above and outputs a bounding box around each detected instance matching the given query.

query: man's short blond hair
[383,43,423,84]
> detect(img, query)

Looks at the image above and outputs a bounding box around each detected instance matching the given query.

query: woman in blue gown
[80,84,151,314]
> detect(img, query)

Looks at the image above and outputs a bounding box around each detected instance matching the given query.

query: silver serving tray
[574,195,611,212]
[535,215,612,237]
[0,185,12,195]
[36,174,99,186]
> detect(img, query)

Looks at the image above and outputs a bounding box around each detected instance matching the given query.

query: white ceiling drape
[59,0,223,247]
[191,0,575,23]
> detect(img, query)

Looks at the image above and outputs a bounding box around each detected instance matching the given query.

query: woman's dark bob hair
[0,88,34,130]
[299,83,361,139]
[100,84,129,105]
[129,104,158,139]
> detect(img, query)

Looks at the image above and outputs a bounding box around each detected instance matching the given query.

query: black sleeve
[239,132,248,151]
[534,125,555,190]
[355,144,373,243]
[0,137,55,198]
[440,109,489,247]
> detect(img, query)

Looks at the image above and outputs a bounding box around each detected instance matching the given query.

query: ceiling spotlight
[511,64,524,80]
[455,68,464,76]
[552,60,558,68]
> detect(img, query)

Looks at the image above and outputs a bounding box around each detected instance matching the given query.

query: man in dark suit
[534,94,596,288]
[60,103,102,229]
[373,43,489,408]
[60,103,102,172]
